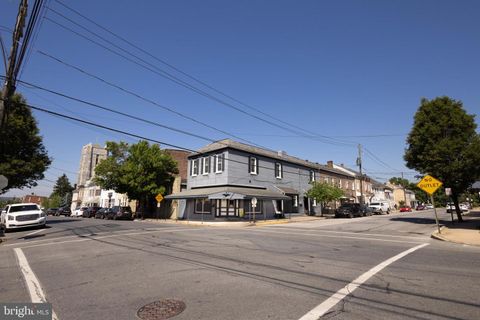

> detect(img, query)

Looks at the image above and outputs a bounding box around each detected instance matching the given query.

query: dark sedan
[106,206,133,220]
[57,207,71,216]
[46,208,58,215]
[84,206,101,218]
[335,203,371,218]
[94,208,109,219]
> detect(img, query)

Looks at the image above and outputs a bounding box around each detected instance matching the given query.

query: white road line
[250,229,427,244]
[20,227,198,249]
[14,248,59,320]
[3,227,187,247]
[23,229,45,237]
[269,228,428,240]
[298,243,429,320]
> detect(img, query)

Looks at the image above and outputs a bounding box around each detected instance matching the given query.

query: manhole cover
[137,299,186,320]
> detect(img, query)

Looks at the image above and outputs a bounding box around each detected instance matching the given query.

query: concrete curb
[137,216,327,227]
[430,226,480,247]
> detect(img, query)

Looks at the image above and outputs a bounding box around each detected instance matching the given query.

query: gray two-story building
[166,139,353,220]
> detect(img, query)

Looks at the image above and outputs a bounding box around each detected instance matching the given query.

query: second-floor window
[275,162,283,179]
[201,157,210,175]
[191,159,199,176]
[249,157,258,174]
[310,170,316,182]
[214,153,225,173]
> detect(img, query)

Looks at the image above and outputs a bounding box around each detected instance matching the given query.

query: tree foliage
[404,97,480,221]
[306,182,344,207]
[94,141,178,214]
[0,94,51,193]
[51,174,74,198]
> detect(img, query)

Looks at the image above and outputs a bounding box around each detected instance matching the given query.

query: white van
[0,203,46,231]
[368,202,390,215]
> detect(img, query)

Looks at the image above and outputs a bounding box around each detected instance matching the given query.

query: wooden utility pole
[0,0,28,130]
[357,144,364,205]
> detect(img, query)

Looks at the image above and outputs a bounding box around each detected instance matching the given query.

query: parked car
[368,202,390,215]
[415,204,426,211]
[447,203,469,213]
[399,206,412,212]
[425,204,434,209]
[95,208,109,219]
[0,203,46,231]
[106,206,133,220]
[56,207,71,216]
[335,203,371,218]
[46,208,58,215]
[72,206,88,217]
[84,206,101,218]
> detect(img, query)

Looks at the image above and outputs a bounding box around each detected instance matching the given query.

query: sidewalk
[139,214,329,228]
[431,209,480,246]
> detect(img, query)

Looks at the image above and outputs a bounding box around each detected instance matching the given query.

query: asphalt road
[1,209,479,320]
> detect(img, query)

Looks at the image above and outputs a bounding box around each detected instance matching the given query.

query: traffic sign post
[155,194,164,220]
[417,175,443,234]
[251,197,257,224]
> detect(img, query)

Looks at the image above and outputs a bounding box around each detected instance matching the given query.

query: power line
[13,78,216,143]
[51,0,356,148]
[7,98,366,180]
[36,50,267,148]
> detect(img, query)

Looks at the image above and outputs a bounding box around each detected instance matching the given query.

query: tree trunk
[452,193,463,222]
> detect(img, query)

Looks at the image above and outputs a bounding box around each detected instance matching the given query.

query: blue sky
[1,0,479,197]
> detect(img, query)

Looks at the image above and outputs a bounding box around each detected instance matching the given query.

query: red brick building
[23,194,47,206]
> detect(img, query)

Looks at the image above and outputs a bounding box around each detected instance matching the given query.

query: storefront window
[195,198,211,213]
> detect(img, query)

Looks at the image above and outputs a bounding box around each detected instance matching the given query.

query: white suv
[1,203,46,231]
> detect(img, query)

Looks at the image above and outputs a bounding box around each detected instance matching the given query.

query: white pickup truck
[0,203,46,231]
[368,202,391,215]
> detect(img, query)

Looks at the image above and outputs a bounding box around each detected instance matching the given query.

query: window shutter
[275,163,278,177]
[221,153,225,171]
[207,156,211,173]
[189,160,192,176]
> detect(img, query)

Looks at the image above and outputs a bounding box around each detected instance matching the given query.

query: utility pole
[357,144,364,205]
[401,172,408,206]
[0,0,28,131]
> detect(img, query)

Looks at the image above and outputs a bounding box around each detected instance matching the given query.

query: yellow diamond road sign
[155,194,164,203]
[417,175,443,195]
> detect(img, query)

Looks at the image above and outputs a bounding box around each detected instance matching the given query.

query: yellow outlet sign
[417,175,443,195]
[155,194,164,203]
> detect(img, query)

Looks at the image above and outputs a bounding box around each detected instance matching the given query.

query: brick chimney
[327,160,334,168]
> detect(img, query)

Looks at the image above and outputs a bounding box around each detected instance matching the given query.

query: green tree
[42,194,62,209]
[51,174,74,198]
[306,181,344,215]
[0,94,51,193]
[404,97,480,221]
[94,141,178,216]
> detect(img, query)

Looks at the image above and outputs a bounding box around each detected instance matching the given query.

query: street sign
[0,175,7,190]
[251,197,257,208]
[155,194,164,203]
[417,175,443,195]
[445,187,452,196]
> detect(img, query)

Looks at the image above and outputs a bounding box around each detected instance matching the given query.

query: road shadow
[389,217,449,225]
[390,210,480,231]
[45,218,79,224]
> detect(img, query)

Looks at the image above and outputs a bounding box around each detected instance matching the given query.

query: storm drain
[137,299,186,320]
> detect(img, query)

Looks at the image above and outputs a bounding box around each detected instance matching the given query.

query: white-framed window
[293,195,298,207]
[191,159,199,176]
[275,162,283,179]
[214,153,224,173]
[249,156,258,174]
[310,170,316,182]
[201,157,210,175]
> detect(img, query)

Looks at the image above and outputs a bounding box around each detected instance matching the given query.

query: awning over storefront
[274,186,298,195]
[165,186,291,200]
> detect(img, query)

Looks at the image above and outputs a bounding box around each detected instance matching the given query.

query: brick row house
[166,139,364,220]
